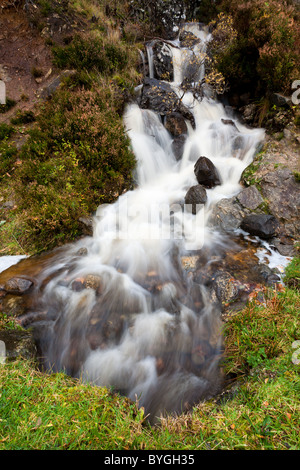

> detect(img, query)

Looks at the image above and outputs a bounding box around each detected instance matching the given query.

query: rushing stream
[2,24,266,421]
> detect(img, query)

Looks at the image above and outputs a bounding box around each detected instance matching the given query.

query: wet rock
[4,277,33,295]
[209,197,245,232]
[140,78,195,127]
[79,216,93,236]
[172,135,186,160]
[221,118,239,132]
[194,156,221,188]
[84,274,102,293]
[76,247,88,256]
[241,104,257,124]
[165,112,188,137]
[152,41,174,81]
[0,295,27,317]
[179,30,200,48]
[240,214,280,239]
[184,185,207,214]
[211,271,239,304]
[237,185,264,211]
[0,329,37,362]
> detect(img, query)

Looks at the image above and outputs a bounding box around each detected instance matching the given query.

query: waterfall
[30,24,265,422]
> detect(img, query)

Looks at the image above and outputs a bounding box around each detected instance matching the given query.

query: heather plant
[208,0,300,98]
[52,32,129,74]
[14,83,136,251]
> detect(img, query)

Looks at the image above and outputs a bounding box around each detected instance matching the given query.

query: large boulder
[184,185,207,214]
[139,78,195,128]
[152,41,174,81]
[194,156,221,188]
[240,214,280,239]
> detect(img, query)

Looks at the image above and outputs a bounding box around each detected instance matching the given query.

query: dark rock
[194,156,221,188]
[165,112,188,137]
[237,185,264,210]
[4,277,33,295]
[184,185,207,214]
[181,52,203,90]
[221,118,239,132]
[240,214,280,239]
[152,41,174,81]
[140,78,195,128]
[270,93,292,108]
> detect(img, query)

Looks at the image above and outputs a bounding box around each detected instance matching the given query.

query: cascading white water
[32,24,265,421]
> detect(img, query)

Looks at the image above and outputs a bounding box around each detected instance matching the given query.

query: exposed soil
[0,4,54,124]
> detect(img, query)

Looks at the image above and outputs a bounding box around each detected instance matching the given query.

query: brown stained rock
[4,277,33,294]
[165,112,188,137]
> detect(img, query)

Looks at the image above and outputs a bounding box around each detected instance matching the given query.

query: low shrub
[10,110,36,125]
[0,141,18,177]
[0,123,15,141]
[14,83,136,251]
[208,0,300,98]
[52,33,129,74]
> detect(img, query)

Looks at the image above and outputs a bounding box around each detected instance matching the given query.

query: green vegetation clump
[0,123,15,141]
[52,33,129,74]
[0,141,18,177]
[14,82,136,251]
[207,0,300,98]
[284,257,300,290]
[10,110,36,125]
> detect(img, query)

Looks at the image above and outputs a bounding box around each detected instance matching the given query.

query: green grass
[0,284,299,450]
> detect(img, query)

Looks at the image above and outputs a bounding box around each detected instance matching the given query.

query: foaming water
[30,24,264,421]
